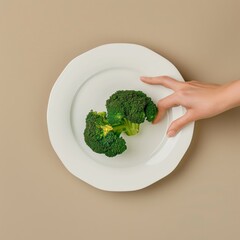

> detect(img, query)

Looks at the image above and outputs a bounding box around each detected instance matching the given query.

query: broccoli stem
[100,118,139,137]
[112,119,139,136]
[123,119,139,136]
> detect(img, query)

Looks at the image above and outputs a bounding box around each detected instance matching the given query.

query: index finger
[140,76,184,91]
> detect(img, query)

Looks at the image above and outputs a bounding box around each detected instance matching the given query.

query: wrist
[222,80,240,110]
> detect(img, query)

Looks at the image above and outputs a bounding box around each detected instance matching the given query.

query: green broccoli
[106,90,158,129]
[84,90,158,157]
[84,111,127,157]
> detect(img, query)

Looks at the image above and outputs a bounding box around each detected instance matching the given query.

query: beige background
[1,0,240,239]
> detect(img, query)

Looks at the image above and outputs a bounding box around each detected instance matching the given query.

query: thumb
[167,110,194,137]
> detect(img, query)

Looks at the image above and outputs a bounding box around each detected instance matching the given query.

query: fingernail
[167,130,176,137]
[140,76,147,81]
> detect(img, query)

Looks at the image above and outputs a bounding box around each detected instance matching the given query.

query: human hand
[141,76,240,137]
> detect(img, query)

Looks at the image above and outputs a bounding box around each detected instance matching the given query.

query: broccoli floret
[84,90,158,157]
[106,90,158,126]
[145,98,158,122]
[84,111,127,157]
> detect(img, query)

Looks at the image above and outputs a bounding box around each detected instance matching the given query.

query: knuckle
[175,89,186,98]
[157,99,168,109]
[160,75,173,84]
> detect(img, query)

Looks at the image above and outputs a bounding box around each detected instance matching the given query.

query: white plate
[47,43,194,191]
